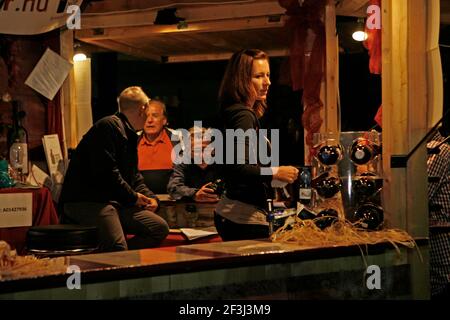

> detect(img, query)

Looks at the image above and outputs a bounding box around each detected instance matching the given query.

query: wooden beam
[84,0,371,18]
[324,0,339,133]
[59,29,77,151]
[383,0,430,299]
[83,0,259,13]
[382,0,428,237]
[427,0,443,127]
[165,48,288,63]
[81,1,284,29]
[82,39,161,61]
[335,0,369,17]
[76,15,287,41]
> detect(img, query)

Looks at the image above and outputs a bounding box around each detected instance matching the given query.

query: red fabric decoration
[364,0,382,75]
[278,0,326,161]
[374,105,382,127]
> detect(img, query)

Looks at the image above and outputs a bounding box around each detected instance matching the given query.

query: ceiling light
[352,30,368,41]
[352,18,368,42]
[73,53,87,61]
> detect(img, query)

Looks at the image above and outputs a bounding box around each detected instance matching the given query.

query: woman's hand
[272,166,299,184]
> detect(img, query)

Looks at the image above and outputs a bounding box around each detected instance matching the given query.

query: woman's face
[251,59,271,101]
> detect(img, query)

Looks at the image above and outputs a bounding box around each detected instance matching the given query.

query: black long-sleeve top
[221,104,273,209]
[60,112,157,207]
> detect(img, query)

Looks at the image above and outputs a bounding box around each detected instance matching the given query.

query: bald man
[60,86,169,252]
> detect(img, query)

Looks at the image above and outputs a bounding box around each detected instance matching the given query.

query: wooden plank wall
[382,0,430,299]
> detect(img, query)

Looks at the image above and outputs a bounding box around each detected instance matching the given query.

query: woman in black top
[215,49,299,241]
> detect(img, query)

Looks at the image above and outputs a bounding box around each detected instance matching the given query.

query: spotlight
[352,18,368,42]
[73,42,87,62]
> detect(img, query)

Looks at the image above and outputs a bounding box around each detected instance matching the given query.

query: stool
[26,224,99,257]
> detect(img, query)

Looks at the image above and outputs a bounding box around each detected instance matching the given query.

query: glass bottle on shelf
[7,101,29,178]
[9,139,28,182]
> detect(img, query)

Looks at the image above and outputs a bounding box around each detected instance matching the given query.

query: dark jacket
[167,163,222,201]
[221,104,273,209]
[60,112,156,207]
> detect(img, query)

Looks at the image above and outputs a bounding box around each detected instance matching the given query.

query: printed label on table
[0,193,32,228]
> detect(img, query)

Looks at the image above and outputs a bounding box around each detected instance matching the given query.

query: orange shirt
[138,130,173,170]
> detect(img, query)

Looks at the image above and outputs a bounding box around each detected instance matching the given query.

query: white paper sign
[42,134,63,176]
[25,48,73,100]
[0,193,33,228]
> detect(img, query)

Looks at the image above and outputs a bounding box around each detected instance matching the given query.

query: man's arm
[167,164,198,200]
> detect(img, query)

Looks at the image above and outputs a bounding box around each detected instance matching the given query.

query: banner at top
[0,0,83,35]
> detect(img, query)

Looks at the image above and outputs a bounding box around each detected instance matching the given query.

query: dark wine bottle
[353,176,377,199]
[315,176,342,199]
[6,101,28,148]
[353,203,384,230]
[350,138,380,165]
[298,166,312,205]
[315,208,339,230]
[316,145,343,166]
[266,198,274,235]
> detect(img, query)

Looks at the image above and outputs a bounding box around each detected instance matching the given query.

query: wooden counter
[0,237,428,299]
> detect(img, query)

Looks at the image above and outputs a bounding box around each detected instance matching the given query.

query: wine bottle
[349,138,379,165]
[266,198,274,235]
[315,208,339,230]
[298,166,312,205]
[9,139,28,181]
[315,176,342,199]
[316,145,343,166]
[353,176,377,199]
[209,178,225,195]
[353,203,384,230]
[7,101,29,175]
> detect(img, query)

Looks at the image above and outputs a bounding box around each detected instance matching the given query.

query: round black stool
[26,224,99,257]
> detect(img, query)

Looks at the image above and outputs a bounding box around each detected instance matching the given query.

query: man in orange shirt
[138,99,180,194]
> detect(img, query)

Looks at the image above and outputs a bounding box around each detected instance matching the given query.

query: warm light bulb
[73,53,87,61]
[352,31,368,42]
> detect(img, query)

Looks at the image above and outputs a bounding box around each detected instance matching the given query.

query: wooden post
[382,0,430,299]
[59,29,77,152]
[313,0,339,165]
[324,0,339,133]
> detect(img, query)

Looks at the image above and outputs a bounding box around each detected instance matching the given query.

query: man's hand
[194,183,219,203]
[135,193,159,211]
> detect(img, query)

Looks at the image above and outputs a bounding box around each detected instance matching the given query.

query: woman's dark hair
[218,49,269,118]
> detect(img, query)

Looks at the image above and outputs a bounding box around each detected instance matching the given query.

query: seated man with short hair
[167,127,222,203]
[138,99,181,194]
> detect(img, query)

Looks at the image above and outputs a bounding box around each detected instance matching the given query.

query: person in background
[427,111,450,299]
[167,126,222,203]
[60,86,169,252]
[138,99,181,194]
[215,49,299,241]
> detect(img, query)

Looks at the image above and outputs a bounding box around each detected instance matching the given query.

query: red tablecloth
[0,187,59,253]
